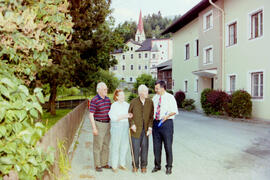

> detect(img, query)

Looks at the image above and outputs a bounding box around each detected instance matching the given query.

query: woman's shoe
[119,166,128,171]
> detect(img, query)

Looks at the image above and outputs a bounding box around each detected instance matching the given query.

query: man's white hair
[138,84,148,94]
[96,82,107,92]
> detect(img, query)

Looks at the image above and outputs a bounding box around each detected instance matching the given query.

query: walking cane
[128,128,136,170]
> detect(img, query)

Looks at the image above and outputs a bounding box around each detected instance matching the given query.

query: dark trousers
[131,128,149,168]
[153,119,174,168]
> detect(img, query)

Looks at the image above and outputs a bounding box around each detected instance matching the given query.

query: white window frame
[194,78,199,93]
[130,77,133,82]
[247,70,265,101]
[203,10,213,32]
[226,74,237,94]
[203,45,213,65]
[138,65,141,70]
[122,55,125,60]
[131,54,133,59]
[226,20,238,47]
[138,53,141,59]
[248,7,264,41]
[184,42,190,60]
[130,64,133,70]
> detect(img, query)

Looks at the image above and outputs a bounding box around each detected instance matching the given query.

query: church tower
[135,10,146,43]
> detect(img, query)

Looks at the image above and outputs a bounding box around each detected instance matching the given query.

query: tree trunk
[49,81,57,116]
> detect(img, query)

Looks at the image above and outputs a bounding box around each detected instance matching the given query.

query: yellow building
[162,0,270,120]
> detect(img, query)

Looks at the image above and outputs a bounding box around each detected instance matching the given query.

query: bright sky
[111,0,202,25]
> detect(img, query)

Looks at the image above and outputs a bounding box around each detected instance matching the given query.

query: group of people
[88,80,178,175]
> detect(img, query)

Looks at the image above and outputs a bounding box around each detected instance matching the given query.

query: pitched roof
[112,48,123,54]
[161,0,218,35]
[126,39,142,46]
[135,39,153,52]
[156,59,172,68]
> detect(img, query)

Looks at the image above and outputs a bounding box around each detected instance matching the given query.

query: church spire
[135,10,146,43]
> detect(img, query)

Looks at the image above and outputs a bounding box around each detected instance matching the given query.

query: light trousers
[110,122,129,169]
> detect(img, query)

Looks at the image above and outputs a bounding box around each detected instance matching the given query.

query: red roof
[137,10,144,33]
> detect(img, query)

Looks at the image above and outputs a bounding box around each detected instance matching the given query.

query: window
[130,77,133,82]
[145,65,147,70]
[194,39,199,56]
[121,78,125,81]
[194,79,198,92]
[229,75,236,93]
[131,47,133,51]
[145,53,148,58]
[139,53,141,59]
[113,66,117,71]
[204,11,213,31]
[122,55,125,60]
[185,43,190,60]
[250,10,263,39]
[203,46,213,64]
[228,22,237,46]
[131,65,133,70]
[152,54,156,59]
[131,54,133,59]
[122,65,125,70]
[251,72,263,98]
[160,45,162,48]
[138,65,141,70]
[184,80,188,92]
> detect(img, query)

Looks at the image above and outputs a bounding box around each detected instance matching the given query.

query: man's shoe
[152,167,161,173]
[95,167,103,172]
[112,168,118,173]
[141,168,147,173]
[132,167,138,173]
[101,165,112,169]
[166,167,172,175]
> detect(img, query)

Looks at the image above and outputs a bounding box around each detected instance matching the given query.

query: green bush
[226,90,252,118]
[128,93,138,102]
[182,99,195,111]
[167,90,174,95]
[200,88,213,115]
[133,74,156,93]
[175,90,185,108]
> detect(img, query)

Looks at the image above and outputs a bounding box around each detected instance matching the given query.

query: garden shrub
[200,88,213,115]
[206,90,230,115]
[226,90,252,118]
[167,90,174,95]
[175,90,186,108]
[128,93,138,102]
[182,99,195,111]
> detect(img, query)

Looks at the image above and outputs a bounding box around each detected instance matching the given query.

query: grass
[42,109,72,130]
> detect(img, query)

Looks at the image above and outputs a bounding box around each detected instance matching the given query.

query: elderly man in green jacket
[128,84,154,173]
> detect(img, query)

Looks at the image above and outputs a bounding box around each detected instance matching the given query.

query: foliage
[88,70,120,94]
[128,93,138,103]
[117,12,180,42]
[0,63,54,179]
[200,88,213,115]
[167,90,174,95]
[206,90,230,115]
[182,99,195,111]
[226,90,252,118]
[0,0,73,178]
[57,87,80,97]
[174,90,186,108]
[37,0,126,115]
[56,140,71,180]
[133,74,156,93]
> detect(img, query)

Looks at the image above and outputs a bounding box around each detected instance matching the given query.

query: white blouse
[109,101,130,123]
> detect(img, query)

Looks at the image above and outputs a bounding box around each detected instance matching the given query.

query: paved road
[70,110,270,180]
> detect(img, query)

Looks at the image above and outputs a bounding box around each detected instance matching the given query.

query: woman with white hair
[108,89,133,172]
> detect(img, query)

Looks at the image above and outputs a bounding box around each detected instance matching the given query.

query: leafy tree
[0,0,73,178]
[37,0,126,115]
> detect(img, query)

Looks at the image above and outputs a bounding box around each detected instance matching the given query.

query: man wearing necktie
[152,80,178,175]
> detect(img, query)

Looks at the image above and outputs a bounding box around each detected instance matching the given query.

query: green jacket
[128,97,154,138]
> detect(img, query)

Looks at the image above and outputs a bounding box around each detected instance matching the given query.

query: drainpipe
[209,0,225,90]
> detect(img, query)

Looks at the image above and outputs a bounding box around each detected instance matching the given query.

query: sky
[111,0,202,25]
